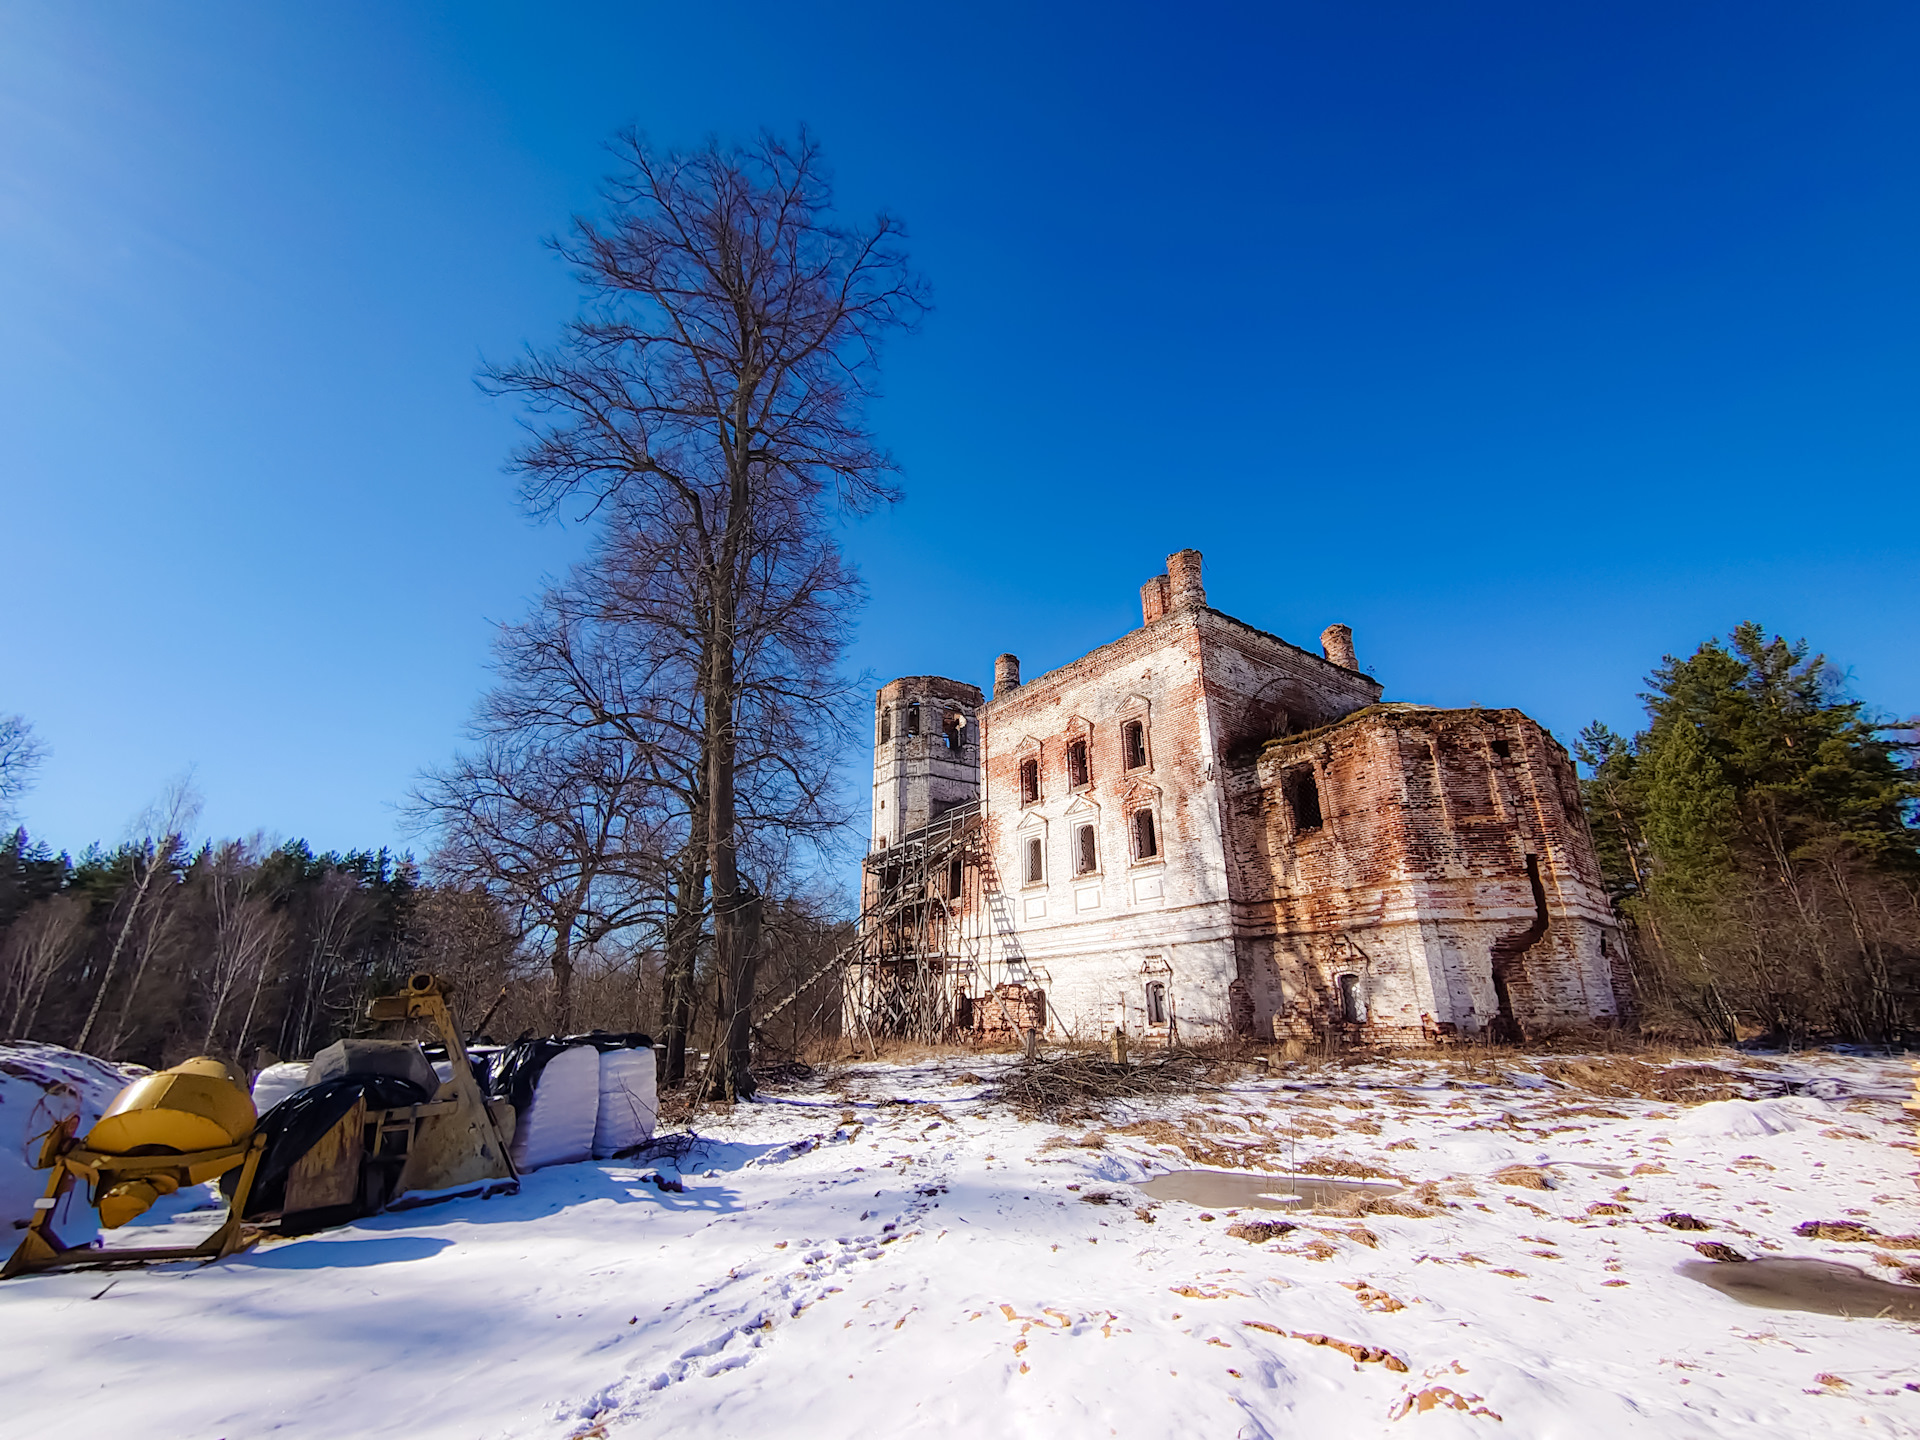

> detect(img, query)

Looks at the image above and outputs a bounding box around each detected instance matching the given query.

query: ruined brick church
[853,549,1625,1047]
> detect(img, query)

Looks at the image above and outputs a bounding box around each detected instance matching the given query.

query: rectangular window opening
[1123,719,1148,770]
[1146,980,1168,1026]
[1074,824,1097,875]
[880,709,891,743]
[944,713,965,752]
[1132,808,1159,859]
[906,703,921,737]
[947,855,964,899]
[1019,758,1040,805]
[1024,836,1044,885]
[1067,738,1090,788]
[1286,768,1323,833]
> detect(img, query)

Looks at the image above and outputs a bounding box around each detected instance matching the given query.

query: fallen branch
[986,1049,1226,1119]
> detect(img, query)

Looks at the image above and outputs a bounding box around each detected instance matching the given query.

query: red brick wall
[1238,706,1623,1042]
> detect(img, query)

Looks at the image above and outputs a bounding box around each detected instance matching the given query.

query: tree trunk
[723,889,763,1100]
[76,845,163,1053]
[550,912,577,1033]
[707,459,753,1099]
[662,824,707,1087]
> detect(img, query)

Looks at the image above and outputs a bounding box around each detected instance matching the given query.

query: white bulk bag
[592,1047,658,1157]
[250,1062,311,1116]
[508,1043,600,1172]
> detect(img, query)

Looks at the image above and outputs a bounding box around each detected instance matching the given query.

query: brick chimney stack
[994,653,1021,699]
[1321,623,1357,671]
[1167,549,1206,610]
[1140,573,1172,625]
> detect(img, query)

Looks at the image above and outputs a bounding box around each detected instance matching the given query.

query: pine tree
[1578,623,1919,1042]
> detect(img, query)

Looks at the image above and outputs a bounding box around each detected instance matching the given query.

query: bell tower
[871,675,984,850]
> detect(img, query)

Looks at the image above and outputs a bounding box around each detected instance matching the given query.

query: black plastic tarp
[227,1073,431,1218]
[485,1038,580,1113]
[562,1031,655,1053]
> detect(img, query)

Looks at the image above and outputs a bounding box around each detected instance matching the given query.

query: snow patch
[0,1043,138,1245]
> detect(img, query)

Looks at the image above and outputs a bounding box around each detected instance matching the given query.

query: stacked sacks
[249,1062,311,1115]
[573,1034,658,1158]
[490,1040,600,1172]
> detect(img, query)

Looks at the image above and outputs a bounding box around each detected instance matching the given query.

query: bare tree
[412,729,664,1033]
[276,869,371,1059]
[196,840,291,1054]
[1,893,86,1037]
[407,884,526,1035]
[76,780,200,1054]
[485,129,924,1096]
[476,505,858,1085]
[0,714,47,823]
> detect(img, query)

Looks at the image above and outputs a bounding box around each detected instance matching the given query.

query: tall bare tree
[196,840,291,1054]
[477,504,857,1083]
[485,129,924,1096]
[76,780,199,1054]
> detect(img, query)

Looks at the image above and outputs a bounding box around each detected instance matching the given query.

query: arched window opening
[1132,808,1158,860]
[1123,719,1148,771]
[880,708,892,742]
[1285,768,1322,833]
[1019,758,1040,805]
[906,703,921,737]
[1023,836,1044,885]
[1067,738,1090,788]
[1336,973,1364,1024]
[1145,981,1168,1026]
[1074,824,1097,875]
[943,712,965,751]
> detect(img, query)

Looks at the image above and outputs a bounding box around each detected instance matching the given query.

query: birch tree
[1,894,86,1037]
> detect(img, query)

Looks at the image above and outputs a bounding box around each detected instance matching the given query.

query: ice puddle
[1681,1258,1920,1321]
[1137,1168,1402,1210]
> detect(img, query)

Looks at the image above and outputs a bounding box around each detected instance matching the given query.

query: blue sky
[3,1,1915,859]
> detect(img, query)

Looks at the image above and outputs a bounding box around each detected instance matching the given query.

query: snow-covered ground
[2,1047,1916,1438]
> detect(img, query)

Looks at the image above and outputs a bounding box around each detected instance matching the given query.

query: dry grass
[1112,1118,1271,1171]
[1227,1220,1299,1244]
[1796,1220,1920,1247]
[1492,1165,1555,1191]
[1240,1323,1407,1371]
[1297,1154,1401,1181]
[1315,1191,1440,1220]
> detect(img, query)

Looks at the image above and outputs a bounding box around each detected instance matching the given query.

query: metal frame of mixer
[1,972,513,1280]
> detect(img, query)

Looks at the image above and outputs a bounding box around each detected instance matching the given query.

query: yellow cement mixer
[4,974,516,1280]
[3,1056,265,1277]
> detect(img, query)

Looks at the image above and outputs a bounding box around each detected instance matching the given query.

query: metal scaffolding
[841,801,980,1041]
[757,801,1040,1045]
